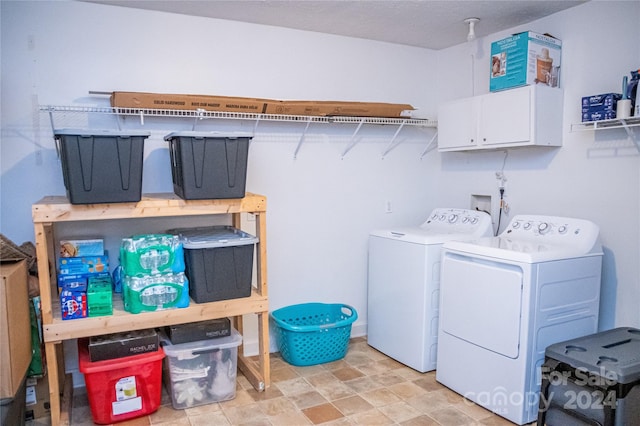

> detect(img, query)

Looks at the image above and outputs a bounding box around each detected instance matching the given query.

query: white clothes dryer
[367,208,492,373]
[436,215,603,425]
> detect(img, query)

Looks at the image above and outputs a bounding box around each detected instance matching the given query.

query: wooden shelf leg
[59,373,73,426]
[257,310,270,387]
[236,311,270,392]
[45,342,61,426]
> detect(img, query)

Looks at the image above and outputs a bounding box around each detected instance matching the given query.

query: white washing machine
[367,208,492,373]
[436,215,603,425]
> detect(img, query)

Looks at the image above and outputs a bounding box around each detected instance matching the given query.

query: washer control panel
[420,208,492,237]
[501,215,600,251]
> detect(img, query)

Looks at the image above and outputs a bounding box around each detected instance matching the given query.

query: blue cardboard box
[58,274,87,289]
[58,253,109,275]
[582,104,616,114]
[60,281,87,320]
[582,110,616,122]
[581,93,623,122]
[59,239,104,257]
[581,93,621,110]
[57,272,110,293]
[490,31,562,92]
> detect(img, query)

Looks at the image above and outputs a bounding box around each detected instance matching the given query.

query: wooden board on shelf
[44,290,268,342]
[32,192,266,223]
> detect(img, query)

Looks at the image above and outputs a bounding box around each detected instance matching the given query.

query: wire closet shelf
[39,105,438,158]
[571,116,640,151]
[39,105,436,126]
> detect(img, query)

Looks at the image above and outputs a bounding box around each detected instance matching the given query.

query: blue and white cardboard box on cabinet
[490,31,562,92]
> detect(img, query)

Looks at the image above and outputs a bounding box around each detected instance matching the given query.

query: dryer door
[440,251,524,358]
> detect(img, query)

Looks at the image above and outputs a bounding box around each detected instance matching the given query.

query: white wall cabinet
[437,85,563,152]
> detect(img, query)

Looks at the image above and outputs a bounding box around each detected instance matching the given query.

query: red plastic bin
[78,339,165,424]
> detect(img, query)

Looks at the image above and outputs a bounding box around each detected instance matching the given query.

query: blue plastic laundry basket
[270,303,358,366]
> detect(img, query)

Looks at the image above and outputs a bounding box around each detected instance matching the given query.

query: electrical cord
[494,150,508,236]
[500,150,508,173]
[495,187,505,236]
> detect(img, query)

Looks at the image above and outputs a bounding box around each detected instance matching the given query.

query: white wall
[0,0,438,374]
[434,1,640,329]
[1,0,639,380]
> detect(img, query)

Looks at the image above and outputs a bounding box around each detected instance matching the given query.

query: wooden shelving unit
[32,192,270,426]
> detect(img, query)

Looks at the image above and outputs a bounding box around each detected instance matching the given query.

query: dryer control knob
[470,217,478,224]
[538,223,550,234]
[523,222,532,230]
[439,215,446,221]
[512,221,521,229]
[558,225,568,234]
[448,214,458,223]
[462,217,470,224]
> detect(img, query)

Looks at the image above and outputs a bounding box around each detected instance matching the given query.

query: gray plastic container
[169,226,258,303]
[164,131,252,200]
[160,328,242,408]
[538,327,640,426]
[54,129,150,204]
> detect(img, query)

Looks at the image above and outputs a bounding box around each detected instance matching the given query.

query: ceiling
[81,0,585,50]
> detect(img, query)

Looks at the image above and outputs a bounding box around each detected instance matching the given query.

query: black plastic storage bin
[538,327,640,426]
[165,318,231,344]
[54,129,150,204]
[164,131,252,200]
[169,226,258,303]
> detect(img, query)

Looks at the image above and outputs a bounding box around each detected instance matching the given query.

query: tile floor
[28,337,536,425]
